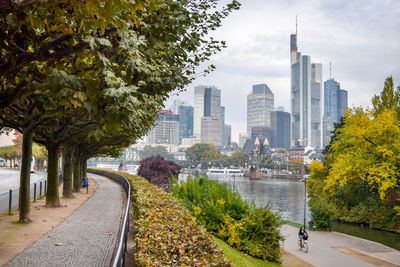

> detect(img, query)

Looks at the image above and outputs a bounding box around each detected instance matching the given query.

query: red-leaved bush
[137,155,181,188]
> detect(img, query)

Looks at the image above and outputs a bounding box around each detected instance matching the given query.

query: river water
[90,163,399,250]
[178,173,310,224]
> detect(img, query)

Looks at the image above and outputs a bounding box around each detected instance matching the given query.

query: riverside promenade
[5,173,123,267]
[282,224,400,267]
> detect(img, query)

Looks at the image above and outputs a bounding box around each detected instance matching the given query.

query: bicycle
[298,239,309,253]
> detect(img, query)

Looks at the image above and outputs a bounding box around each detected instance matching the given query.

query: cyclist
[298,225,308,247]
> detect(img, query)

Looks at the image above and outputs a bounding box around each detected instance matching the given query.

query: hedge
[125,174,232,266]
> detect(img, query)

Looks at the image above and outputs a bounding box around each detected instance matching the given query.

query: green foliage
[172,176,283,263]
[0,145,17,160]
[185,143,221,163]
[138,145,173,161]
[309,198,335,230]
[124,173,232,266]
[212,236,279,267]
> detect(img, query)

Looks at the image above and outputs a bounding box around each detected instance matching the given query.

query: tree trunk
[73,149,81,192]
[82,159,87,178]
[62,144,74,198]
[19,130,33,223]
[46,143,60,207]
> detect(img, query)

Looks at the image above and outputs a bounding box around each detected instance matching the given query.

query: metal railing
[87,169,131,267]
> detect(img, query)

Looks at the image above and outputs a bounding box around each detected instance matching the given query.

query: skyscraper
[323,78,348,146]
[194,85,221,138]
[146,111,179,145]
[178,105,194,143]
[290,26,323,148]
[271,111,291,150]
[247,84,274,134]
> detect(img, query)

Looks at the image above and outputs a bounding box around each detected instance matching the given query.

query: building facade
[271,111,291,150]
[247,84,274,134]
[290,32,323,148]
[323,78,348,146]
[194,85,221,138]
[200,117,222,146]
[146,111,179,145]
[178,105,194,144]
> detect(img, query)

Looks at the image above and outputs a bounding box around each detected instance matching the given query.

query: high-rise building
[146,110,179,145]
[323,78,348,146]
[247,84,274,134]
[194,85,221,138]
[178,105,194,143]
[200,117,222,146]
[238,132,249,148]
[271,111,291,150]
[222,124,231,145]
[290,27,323,148]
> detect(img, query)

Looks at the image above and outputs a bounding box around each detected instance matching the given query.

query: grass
[285,220,308,229]
[212,236,280,267]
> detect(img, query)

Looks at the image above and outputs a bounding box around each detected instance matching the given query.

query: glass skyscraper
[323,78,348,146]
[247,84,274,134]
[290,31,323,148]
[178,105,194,144]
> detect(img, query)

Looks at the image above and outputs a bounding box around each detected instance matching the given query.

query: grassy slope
[212,236,280,267]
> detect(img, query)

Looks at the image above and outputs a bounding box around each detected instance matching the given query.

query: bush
[126,173,231,266]
[309,197,335,230]
[172,176,283,263]
[137,155,180,188]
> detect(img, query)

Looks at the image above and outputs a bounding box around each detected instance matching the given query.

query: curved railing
[87,169,130,267]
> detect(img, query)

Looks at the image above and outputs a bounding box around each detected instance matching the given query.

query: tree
[139,146,172,161]
[185,143,221,164]
[0,0,240,221]
[372,76,400,115]
[137,155,181,189]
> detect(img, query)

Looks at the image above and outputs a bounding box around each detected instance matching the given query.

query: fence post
[44,180,47,196]
[34,183,37,202]
[40,181,42,198]
[8,189,12,215]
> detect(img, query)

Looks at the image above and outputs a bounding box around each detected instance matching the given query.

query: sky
[165,0,400,143]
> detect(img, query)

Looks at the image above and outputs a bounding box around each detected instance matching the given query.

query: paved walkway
[5,174,123,267]
[282,224,400,267]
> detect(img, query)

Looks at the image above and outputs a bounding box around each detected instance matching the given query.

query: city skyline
[166,0,400,143]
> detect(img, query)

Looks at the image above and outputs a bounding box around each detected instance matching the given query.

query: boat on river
[207,168,244,176]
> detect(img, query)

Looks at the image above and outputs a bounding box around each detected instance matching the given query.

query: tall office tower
[222,124,231,145]
[146,110,179,145]
[200,117,222,146]
[290,27,323,148]
[247,84,274,135]
[238,132,249,148]
[178,105,194,144]
[271,111,291,150]
[193,85,221,138]
[323,78,348,146]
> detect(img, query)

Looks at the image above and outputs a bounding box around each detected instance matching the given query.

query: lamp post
[300,174,309,227]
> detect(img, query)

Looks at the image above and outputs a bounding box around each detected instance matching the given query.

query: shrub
[309,197,335,230]
[172,176,283,263]
[125,173,231,266]
[137,155,180,188]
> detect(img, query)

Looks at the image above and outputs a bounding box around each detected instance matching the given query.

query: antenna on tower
[330,62,332,79]
[296,15,298,35]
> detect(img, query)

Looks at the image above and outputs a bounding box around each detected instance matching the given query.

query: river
[178,173,310,224]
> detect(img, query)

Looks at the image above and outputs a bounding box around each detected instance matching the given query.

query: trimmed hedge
[125,174,232,266]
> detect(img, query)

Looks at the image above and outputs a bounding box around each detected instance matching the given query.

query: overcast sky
[166,0,400,143]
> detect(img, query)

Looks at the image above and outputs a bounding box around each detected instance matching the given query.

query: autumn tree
[0,0,239,221]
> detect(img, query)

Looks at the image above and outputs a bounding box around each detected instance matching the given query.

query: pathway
[5,173,123,267]
[282,224,400,267]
